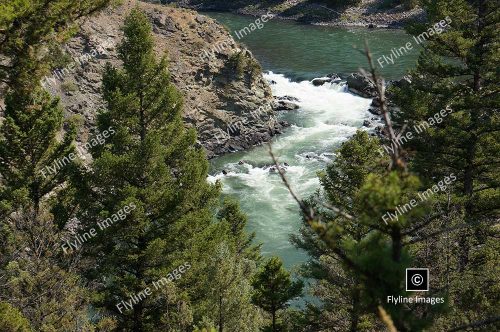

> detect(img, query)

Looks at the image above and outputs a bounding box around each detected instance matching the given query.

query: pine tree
[292,131,386,331]
[391,0,499,250]
[75,8,232,331]
[0,88,77,220]
[198,242,263,332]
[390,0,500,329]
[0,0,112,91]
[295,76,447,331]
[252,257,303,332]
[188,199,264,332]
[0,208,94,331]
[217,198,261,260]
[0,1,122,331]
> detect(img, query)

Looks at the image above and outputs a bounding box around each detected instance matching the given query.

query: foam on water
[209,72,372,267]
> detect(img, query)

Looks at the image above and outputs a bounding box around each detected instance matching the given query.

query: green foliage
[76,9,263,331]
[0,301,31,332]
[299,130,448,331]
[217,198,261,259]
[194,241,263,331]
[0,1,114,331]
[252,257,303,332]
[0,209,91,331]
[0,88,77,220]
[391,0,500,328]
[0,0,113,90]
[227,51,262,80]
[78,8,213,330]
[293,131,386,331]
[181,198,264,331]
[61,80,78,93]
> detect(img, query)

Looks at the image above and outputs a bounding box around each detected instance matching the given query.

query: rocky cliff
[45,0,282,158]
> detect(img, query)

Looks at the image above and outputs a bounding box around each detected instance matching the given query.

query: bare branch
[378,305,398,332]
[360,40,406,171]
[267,144,316,221]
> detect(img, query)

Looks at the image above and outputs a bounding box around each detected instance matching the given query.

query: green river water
[206,12,419,269]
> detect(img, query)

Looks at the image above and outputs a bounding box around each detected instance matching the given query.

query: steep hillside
[44,0,282,158]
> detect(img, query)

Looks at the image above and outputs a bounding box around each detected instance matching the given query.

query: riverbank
[162,0,426,28]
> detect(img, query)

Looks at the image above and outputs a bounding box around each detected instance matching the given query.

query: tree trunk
[272,309,277,332]
[133,302,143,332]
[391,227,402,262]
[350,286,360,332]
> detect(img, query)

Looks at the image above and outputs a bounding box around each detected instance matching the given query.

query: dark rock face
[311,77,332,86]
[40,0,282,159]
[344,73,377,98]
[389,75,412,89]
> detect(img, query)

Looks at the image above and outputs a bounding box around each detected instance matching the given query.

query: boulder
[274,99,300,111]
[371,97,381,107]
[389,75,412,89]
[327,73,342,80]
[368,106,382,115]
[279,95,300,102]
[311,77,332,86]
[345,73,377,98]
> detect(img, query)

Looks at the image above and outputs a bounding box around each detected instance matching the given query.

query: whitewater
[209,71,373,268]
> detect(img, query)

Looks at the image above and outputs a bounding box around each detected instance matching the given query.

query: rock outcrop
[344,73,377,98]
[44,0,281,158]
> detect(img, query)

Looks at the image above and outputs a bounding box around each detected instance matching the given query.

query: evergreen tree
[217,198,261,260]
[198,241,263,332]
[0,2,112,329]
[0,208,94,331]
[390,0,500,329]
[0,88,77,220]
[296,81,447,331]
[292,131,385,331]
[0,0,112,91]
[75,9,260,331]
[252,257,303,332]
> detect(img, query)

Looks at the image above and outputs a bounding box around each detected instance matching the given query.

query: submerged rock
[311,77,332,86]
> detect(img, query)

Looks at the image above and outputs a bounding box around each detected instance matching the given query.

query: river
[206,12,419,269]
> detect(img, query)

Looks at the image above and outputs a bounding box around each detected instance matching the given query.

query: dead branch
[359,40,406,171]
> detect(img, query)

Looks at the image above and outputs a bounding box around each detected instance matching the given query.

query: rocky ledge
[45,0,282,158]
